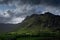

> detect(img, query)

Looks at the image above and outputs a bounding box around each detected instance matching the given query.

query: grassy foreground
[0,32,60,40]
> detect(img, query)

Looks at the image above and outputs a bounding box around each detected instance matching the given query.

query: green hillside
[12,12,60,34]
[0,12,60,40]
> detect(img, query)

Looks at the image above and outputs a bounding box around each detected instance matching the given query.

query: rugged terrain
[0,12,60,40]
[15,12,60,34]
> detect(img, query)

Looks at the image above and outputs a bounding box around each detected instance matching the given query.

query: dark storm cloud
[0,0,12,4]
[0,0,41,4]
[21,0,60,7]
[0,0,60,24]
[42,0,60,6]
[20,0,41,5]
[0,0,60,6]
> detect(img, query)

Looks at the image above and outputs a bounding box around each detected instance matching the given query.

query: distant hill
[0,23,18,33]
[15,12,60,34]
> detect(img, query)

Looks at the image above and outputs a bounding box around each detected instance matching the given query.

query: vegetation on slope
[14,12,60,34]
[0,31,60,40]
[0,12,60,40]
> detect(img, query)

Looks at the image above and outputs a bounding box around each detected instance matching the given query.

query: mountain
[0,23,18,33]
[0,12,60,40]
[0,12,60,34]
[15,12,60,34]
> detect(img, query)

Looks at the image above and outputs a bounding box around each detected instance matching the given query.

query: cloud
[0,0,60,24]
[0,10,25,24]
[6,17,25,24]
[0,0,60,6]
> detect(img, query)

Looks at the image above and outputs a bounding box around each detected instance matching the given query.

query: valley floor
[0,32,60,40]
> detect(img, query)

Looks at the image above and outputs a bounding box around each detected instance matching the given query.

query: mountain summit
[15,12,60,34]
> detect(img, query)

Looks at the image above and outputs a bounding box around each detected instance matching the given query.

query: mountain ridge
[0,12,60,34]
[15,12,60,34]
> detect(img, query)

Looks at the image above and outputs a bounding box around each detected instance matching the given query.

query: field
[0,32,60,40]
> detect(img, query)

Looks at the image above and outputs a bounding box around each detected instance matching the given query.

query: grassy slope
[13,14,54,34]
[0,13,60,40]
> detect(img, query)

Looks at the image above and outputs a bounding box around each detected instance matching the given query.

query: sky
[0,0,60,24]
